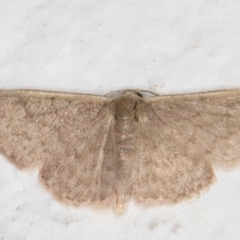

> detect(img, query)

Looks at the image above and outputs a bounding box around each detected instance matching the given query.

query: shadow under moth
[0,89,240,213]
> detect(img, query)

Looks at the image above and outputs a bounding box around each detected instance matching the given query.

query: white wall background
[0,0,240,239]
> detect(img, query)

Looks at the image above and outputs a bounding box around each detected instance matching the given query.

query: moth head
[115,93,140,121]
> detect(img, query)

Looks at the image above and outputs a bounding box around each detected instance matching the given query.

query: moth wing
[132,90,240,205]
[0,91,117,207]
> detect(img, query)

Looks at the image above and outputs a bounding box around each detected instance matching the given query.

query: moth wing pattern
[0,91,118,207]
[131,91,240,205]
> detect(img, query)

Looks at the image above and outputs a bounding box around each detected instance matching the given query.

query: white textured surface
[1,0,240,239]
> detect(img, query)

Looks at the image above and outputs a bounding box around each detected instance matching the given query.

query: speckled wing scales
[1,89,240,210]
[132,90,240,205]
[0,90,117,207]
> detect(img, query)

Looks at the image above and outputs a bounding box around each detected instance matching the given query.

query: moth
[0,89,240,213]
